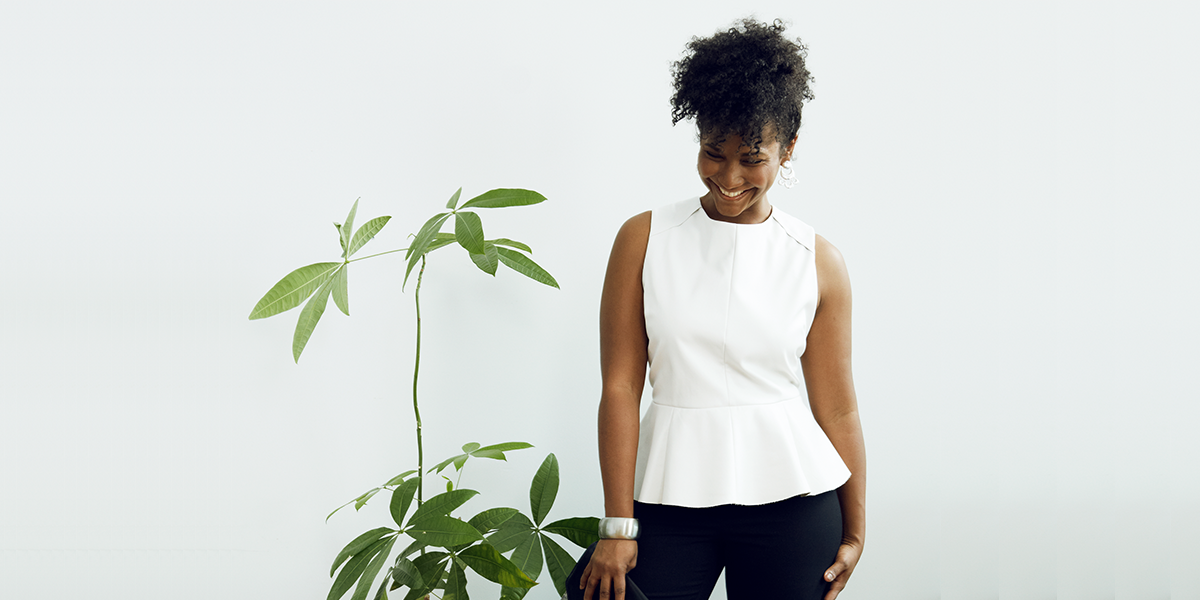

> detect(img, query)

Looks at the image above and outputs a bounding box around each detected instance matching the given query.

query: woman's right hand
[580,538,638,600]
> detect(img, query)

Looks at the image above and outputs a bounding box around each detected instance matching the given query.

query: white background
[2,2,1197,599]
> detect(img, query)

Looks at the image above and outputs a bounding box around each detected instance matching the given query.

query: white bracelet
[598,517,640,540]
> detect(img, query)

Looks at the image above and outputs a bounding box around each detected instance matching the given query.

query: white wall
[1,2,1196,599]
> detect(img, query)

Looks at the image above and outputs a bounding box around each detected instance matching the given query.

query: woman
[577,18,866,600]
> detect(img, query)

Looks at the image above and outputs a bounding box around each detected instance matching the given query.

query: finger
[822,563,843,600]
[598,578,611,599]
[824,562,841,583]
[580,563,592,589]
[825,578,848,599]
[584,575,597,600]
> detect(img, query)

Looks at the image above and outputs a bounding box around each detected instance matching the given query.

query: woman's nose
[716,163,745,188]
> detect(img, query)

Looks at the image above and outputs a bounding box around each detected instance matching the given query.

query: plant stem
[413,255,426,506]
[347,246,409,263]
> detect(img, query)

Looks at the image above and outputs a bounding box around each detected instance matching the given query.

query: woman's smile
[697,130,793,224]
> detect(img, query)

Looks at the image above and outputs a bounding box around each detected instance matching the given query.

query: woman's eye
[706,152,723,159]
[744,159,764,165]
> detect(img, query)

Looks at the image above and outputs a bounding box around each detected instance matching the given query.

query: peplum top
[633,197,851,508]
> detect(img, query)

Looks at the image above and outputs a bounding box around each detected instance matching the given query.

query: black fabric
[565,543,650,600]
[566,491,841,600]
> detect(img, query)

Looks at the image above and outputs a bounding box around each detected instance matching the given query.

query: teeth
[720,187,746,198]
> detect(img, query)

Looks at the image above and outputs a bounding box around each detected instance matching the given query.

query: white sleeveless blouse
[633,197,852,507]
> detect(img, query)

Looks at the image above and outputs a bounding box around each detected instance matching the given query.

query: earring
[778,159,798,189]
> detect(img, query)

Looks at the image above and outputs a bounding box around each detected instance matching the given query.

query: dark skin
[582,132,865,600]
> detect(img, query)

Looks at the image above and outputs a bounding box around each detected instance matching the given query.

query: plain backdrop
[2,2,1197,599]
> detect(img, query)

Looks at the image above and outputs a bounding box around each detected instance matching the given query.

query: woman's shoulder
[616,211,651,243]
[607,211,651,268]
[813,233,851,307]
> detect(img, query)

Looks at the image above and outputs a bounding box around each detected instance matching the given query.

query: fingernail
[826,571,834,581]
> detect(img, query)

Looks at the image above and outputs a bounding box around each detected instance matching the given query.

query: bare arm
[801,234,866,600]
[583,212,651,600]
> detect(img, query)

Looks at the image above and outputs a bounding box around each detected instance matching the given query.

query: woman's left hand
[822,541,862,600]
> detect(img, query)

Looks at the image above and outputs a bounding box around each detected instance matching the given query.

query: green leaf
[384,470,418,487]
[389,477,421,528]
[499,586,531,600]
[486,512,535,554]
[442,561,469,600]
[395,539,425,560]
[470,441,534,462]
[403,212,451,287]
[496,247,559,289]
[407,515,485,548]
[327,499,355,523]
[408,489,479,526]
[390,556,422,589]
[540,534,576,597]
[331,528,396,578]
[469,241,499,276]
[330,536,391,600]
[507,531,543,584]
[292,274,335,362]
[248,262,341,320]
[467,442,533,465]
[488,238,532,253]
[459,543,538,589]
[467,507,519,534]
[461,442,481,453]
[351,536,396,600]
[426,232,456,253]
[529,454,560,526]
[401,586,432,600]
[355,487,382,510]
[404,212,450,260]
[454,211,485,255]
[373,576,390,600]
[446,187,463,210]
[332,264,349,316]
[348,216,392,257]
[475,441,534,454]
[459,188,547,210]
[342,198,360,257]
[429,453,465,475]
[403,553,448,599]
[543,517,601,549]
[411,551,449,577]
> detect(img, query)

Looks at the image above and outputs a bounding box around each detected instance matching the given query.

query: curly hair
[670,18,814,151]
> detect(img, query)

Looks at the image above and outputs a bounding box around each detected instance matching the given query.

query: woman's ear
[785,136,798,160]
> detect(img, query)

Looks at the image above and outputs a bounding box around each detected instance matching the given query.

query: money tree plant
[249,188,598,600]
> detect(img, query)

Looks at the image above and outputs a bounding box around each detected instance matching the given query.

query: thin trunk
[413,256,426,505]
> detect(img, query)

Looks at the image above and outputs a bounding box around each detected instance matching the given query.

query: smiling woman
[697,128,796,223]
[573,17,867,600]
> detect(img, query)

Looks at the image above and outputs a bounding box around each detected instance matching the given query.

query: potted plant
[249,188,598,600]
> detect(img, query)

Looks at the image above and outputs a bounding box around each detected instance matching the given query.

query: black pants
[569,491,842,600]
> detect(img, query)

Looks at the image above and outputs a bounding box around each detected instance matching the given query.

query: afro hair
[670,18,814,151]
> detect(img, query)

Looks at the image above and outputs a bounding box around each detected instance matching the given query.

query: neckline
[694,196,775,227]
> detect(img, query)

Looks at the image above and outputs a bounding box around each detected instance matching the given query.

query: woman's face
[697,129,796,224]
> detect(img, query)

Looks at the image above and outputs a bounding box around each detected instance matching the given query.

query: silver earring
[778,159,798,189]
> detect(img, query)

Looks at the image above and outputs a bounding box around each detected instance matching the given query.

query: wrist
[598,517,640,540]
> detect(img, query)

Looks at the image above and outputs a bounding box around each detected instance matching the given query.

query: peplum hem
[633,396,851,508]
